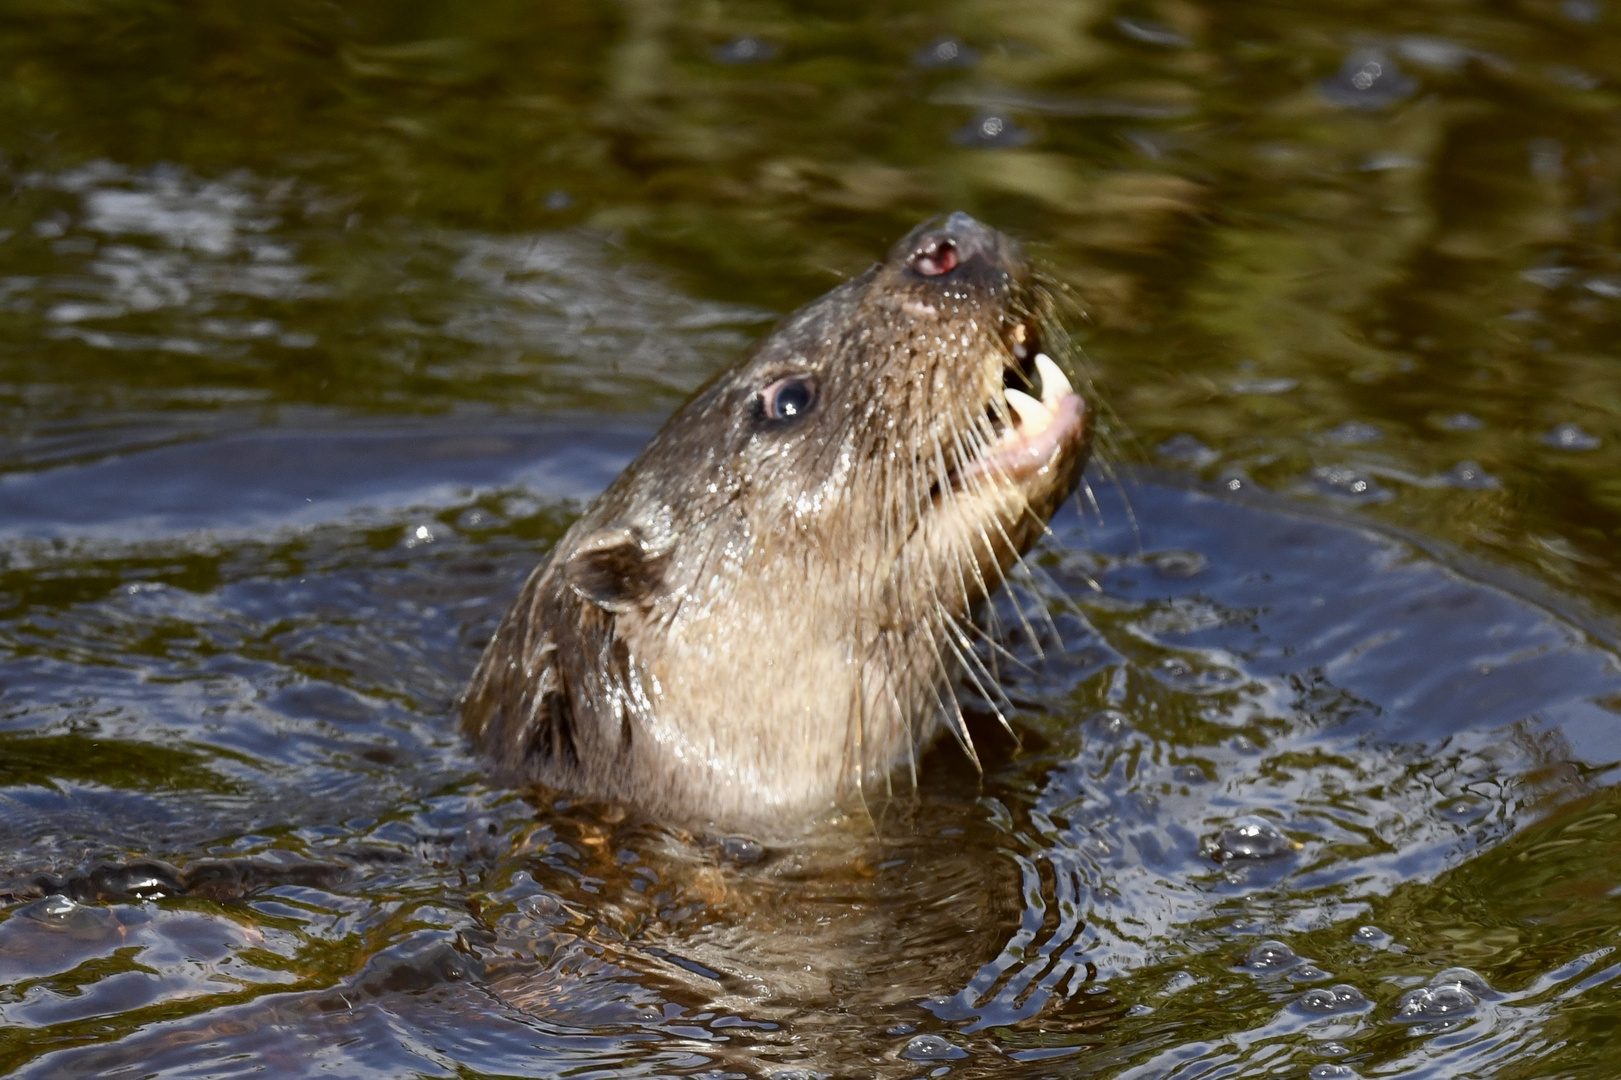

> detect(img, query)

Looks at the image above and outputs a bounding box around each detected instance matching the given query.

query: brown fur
[462,215,1091,827]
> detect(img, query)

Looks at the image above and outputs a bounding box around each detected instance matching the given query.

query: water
[2,1,1620,1075]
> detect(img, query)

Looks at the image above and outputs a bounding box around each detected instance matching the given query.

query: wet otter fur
[462,214,1091,827]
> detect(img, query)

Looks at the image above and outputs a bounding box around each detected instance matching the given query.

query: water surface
[2,1,1620,1076]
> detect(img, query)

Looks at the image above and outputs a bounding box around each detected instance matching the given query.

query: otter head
[463,213,1091,828]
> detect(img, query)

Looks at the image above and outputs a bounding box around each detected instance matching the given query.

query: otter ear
[563,526,664,614]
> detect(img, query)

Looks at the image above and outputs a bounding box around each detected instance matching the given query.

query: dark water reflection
[3,0,1621,1076]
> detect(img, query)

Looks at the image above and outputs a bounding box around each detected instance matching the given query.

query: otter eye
[760,376,816,422]
[908,237,959,277]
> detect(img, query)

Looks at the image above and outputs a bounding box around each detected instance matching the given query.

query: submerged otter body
[463,214,1091,826]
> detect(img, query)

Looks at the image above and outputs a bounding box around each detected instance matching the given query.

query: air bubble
[1210,816,1296,863]
[1351,925,1392,948]
[901,1034,969,1061]
[1157,433,1218,466]
[1295,984,1370,1015]
[1394,970,1490,1022]
[1150,550,1209,578]
[720,835,766,865]
[1115,17,1191,47]
[1444,461,1498,490]
[1439,795,1489,822]
[1088,710,1131,739]
[712,36,776,64]
[19,895,122,940]
[456,507,496,531]
[913,36,978,69]
[1242,940,1301,971]
[1311,465,1387,502]
[1322,421,1382,445]
[1308,1066,1361,1080]
[1432,967,1495,997]
[1320,49,1418,109]
[954,113,1030,149]
[517,893,565,922]
[39,895,80,920]
[1395,982,1476,1020]
[1544,423,1601,450]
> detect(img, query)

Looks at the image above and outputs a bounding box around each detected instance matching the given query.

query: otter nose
[900,212,1017,279]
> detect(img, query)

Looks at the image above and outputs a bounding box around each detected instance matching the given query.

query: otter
[462,214,1090,827]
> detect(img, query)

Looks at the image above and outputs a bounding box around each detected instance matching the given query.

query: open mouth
[955,320,1087,486]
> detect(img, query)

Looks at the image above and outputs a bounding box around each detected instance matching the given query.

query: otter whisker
[919,606,984,774]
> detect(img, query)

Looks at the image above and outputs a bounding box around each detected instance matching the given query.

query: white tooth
[1034,353,1073,403]
[1003,387,1053,431]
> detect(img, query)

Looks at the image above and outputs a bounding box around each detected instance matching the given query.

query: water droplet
[713,36,776,64]
[912,36,978,69]
[1320,49,1418,109]
[954,112,1030,148]
[1242,939,1302,971]
[902,1034,968,1062]
[1296,984,1370,1015]
[1544,422,1601,450]
[1211,816,1297,863]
